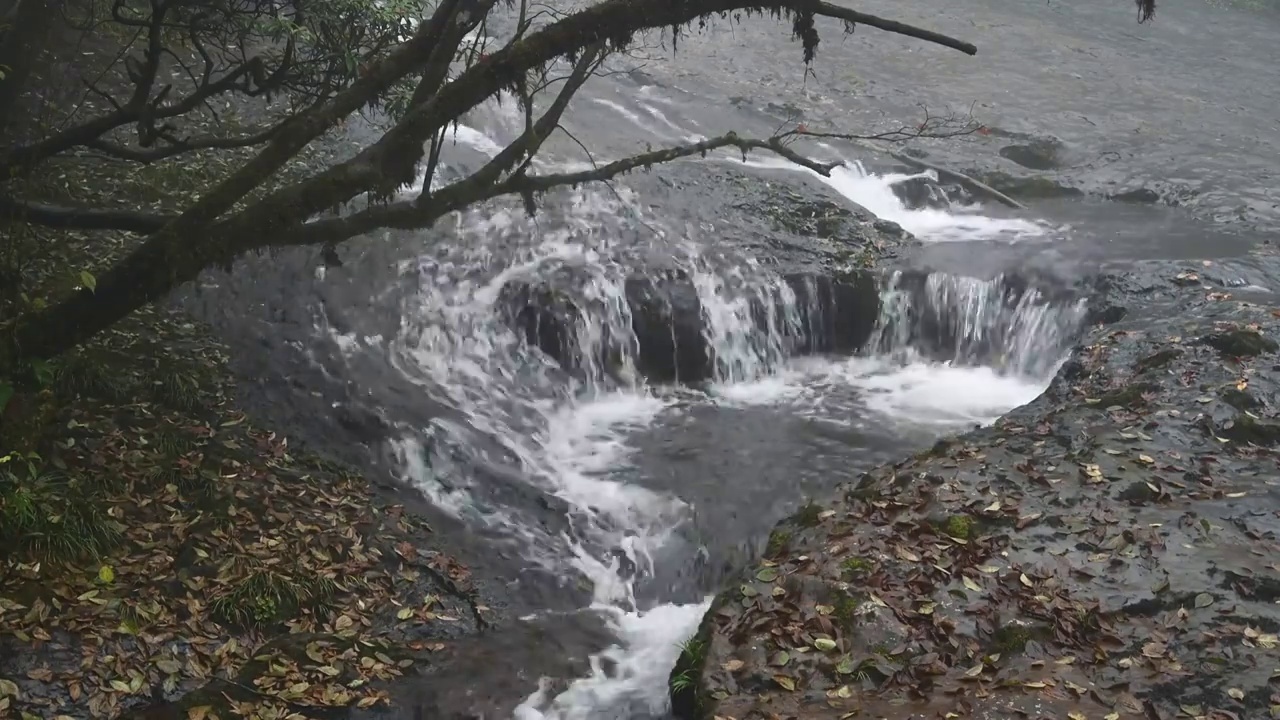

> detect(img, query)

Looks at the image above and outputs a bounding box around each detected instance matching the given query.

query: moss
[941,514,976,540]
[1118,481,1158,504]
[1220,387,1261,411]
[1134,348,1182,374]
[766,529,792,557]
[1200,329,1278,358]
[791,500,824,529]
[1216,415,1280,447]
[1095,381,1157,410]
[988,621,1051,655]
[840,556,873,581]
[832,593,864,631]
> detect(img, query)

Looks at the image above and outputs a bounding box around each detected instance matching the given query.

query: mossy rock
[1134,348,1182,374]
[975,171,1083,199]
[789,501,825,528]
[1095,382,1158,410]
[1118,481,1159,504]
[1200,329,1278,358]
[1220,387,1261,411]
[839,556,874,581]
[766,529,792,557]
[988,620,1052,655]
[939,514,977,539]
[1217,415,1280,447]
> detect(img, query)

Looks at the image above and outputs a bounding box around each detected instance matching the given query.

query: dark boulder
[783,270,881,354]
[624,271,713,383]
[499,268,886,386]
[888,175,952,210]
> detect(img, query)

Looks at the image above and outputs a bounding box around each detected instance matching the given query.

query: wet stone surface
[675,263,1280,720]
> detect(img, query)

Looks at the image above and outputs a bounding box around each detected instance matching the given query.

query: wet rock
[1087,303,1127,325]
[1199,328,1279,358]
[888,175,951,210]
[1134,348,1182,374]
[1214,413,1280,446]
[350,611,615,720]
[624,271,712,383]
[973,170,1083,199]
[677,271,1280,720]
[1109,187,1162,204]
[997,138,1064,171]
[499,267,887,385]
[499,277,583,371]
[783,270,881,354]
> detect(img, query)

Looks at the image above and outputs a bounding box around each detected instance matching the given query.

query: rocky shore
[670,262,1280,719]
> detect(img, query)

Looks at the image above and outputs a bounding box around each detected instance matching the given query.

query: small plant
[669,635,707,709]
[840,556,873,580]
[209,563,339,629]
[942,514,975,540]
[153,368,202,412]
[766,529,791,556]
[53,353,126,401]
[0,457,123,565]
[155,428,196,458]
[832,593,863,630]
[792,501,824,529]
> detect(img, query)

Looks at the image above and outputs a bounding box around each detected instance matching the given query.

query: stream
[181,0,1280,717]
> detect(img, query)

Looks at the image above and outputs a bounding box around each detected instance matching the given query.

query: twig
[853,141,1025,210]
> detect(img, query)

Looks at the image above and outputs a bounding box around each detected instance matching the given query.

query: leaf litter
[682,277,1280,720]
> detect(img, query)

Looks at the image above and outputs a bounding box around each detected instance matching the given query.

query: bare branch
[0,195,174,233]
[214,0,980,243]
[83,122,286,163]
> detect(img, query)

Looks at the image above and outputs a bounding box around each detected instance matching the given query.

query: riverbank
[672,262,1280,719]
[0,18,491,720]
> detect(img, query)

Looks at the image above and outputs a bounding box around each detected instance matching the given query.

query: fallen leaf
[1194,593,1214,609]
[773,675,796,691]
[813,638,837,652]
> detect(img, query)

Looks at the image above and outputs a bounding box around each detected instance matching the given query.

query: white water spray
[323,100,1086,720]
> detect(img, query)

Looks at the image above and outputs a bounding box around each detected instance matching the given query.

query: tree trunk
[1,220,233,367]
[0,0,56,139]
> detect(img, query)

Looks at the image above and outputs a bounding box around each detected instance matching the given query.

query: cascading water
[315,92,1089,719]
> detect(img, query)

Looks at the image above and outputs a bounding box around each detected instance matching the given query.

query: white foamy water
[712,353,1048,428]
[737,155,1049,243]
[331,105,1083,720]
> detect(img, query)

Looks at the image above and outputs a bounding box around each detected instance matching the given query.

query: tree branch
[261,131,840,249]
[0,195,174,233]
[83,122,286,163]
[206,0,979,246]
[0,0,980,371]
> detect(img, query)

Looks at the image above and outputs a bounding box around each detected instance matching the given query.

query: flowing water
[189,0,1280,717]
[315,110,1094,718]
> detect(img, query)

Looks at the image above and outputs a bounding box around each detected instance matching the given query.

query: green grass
[209,564,340,630]
[0,464,122,565]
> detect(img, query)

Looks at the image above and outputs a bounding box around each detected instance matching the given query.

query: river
[182,0,1280,717]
